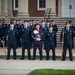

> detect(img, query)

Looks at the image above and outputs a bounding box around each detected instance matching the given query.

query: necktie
[67,28,69,32]
[25,26,27,29]
[10,28,13,31]
[49,31,52,33]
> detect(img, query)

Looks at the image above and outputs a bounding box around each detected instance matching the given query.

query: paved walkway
[0,60,75,75]
[0,48,75,75]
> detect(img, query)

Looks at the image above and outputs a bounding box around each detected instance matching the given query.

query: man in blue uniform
[68,20,75,49]
[40,20,48,50]
[18,19,23,28]
[2,19,7,47]
[20,20,31,60]
[16,20,21,47]
[46,26,56,60]
[7,19,12,29]
[50,20,58,47]
[29,20,35,31]
[32,24,43,60]
[46,20,50,28]
[13,19,17,29]
[29,20,35,49]
[6,23,18,60]
[60,22,74,61]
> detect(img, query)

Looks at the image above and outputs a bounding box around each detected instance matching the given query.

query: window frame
[37,0,46,10]
[14,0,18,10]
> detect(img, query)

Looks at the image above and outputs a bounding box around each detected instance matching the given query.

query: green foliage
[27,69,75,75]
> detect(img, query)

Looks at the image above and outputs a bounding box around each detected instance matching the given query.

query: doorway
[61,0,75,17]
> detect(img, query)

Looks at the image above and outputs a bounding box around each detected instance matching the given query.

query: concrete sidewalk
[0,48,75,75]
[0,60,75,75]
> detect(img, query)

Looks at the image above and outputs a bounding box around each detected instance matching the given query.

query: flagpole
[61,30,64,60]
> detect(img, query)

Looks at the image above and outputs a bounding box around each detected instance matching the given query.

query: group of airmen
[0,18,75,61]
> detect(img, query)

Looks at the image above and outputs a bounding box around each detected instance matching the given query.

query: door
[61,0,75,17]
[61,0,70,17]
[71,0,75,17]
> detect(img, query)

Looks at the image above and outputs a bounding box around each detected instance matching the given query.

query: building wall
[29,0,45,17]
[8,0,12,16]
[0,0,60,17]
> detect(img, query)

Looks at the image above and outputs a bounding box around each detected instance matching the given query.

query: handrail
[44,8,51,21]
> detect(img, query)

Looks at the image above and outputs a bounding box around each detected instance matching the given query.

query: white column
[8,0,12,16]
[17,0,29,17]
[58,0,61,17]
[0,0,2,16]
[1,0,8,16]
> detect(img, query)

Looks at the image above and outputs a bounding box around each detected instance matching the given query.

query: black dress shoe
[6,58,10,60]
[20,58,25,60]
[70,59,73,61]
[40,59,42,60]
[28,58,31,60]
[53,59,56,61]
[46,58,49,60]
[14,58,17,60]
[61,59,65,61]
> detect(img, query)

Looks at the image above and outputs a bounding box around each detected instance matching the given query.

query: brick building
[0,0,75,18]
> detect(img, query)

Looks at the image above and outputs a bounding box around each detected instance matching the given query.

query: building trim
[14,0,18,10]
[37,0,46,10]
[12,0,18,17]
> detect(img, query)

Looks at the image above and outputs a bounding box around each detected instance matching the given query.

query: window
[38,0,46,10]
[14,0,18,10]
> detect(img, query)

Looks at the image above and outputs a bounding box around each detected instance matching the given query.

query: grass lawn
[27,69,75,75]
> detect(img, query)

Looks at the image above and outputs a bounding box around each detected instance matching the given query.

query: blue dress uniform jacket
[70,25,75,31]
[29,24,35,32]
[47,31,56,46]
[7,28,18,44]
[60,27,74,45]
[60,27,74,61]
[21,26,31,43]
[40,26,48,50]
[70,25,75,48]
[52,24,58,47]
[46,31,56,60]
[20,26,31,59]
[40,25,48,41]
[52,24,58,32]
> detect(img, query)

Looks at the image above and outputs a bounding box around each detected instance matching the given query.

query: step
[1,17,75,45]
